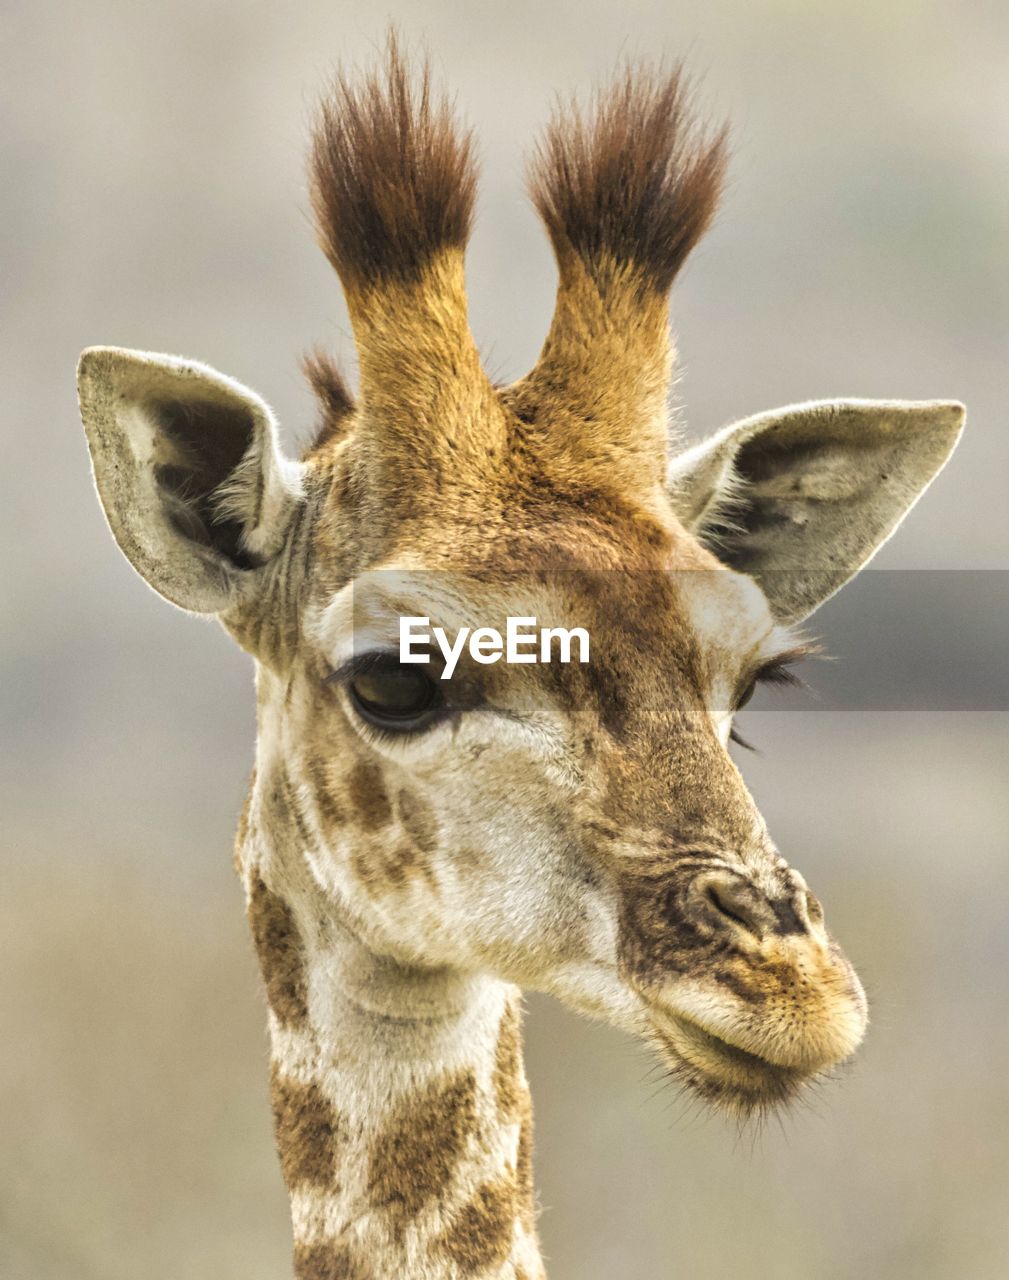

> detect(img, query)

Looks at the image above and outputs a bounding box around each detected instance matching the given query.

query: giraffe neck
[239,774,543,1280]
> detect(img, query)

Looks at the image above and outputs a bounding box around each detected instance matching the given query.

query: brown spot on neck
[367,1070,477,1234]
[493,997,524,1122]
[434,1175,518,1274]
[271,1066,344,1190]
[247,874,309,1026]
[293,1241,372,1280]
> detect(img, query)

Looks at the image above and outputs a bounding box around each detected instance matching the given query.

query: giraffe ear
[78,347,305,614]
[667,399,965,624]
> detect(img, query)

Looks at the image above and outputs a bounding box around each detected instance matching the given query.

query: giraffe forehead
[412,483,689,572]
[438,492,762,636]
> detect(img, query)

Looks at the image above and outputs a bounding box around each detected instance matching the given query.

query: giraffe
[77,42,963,1280]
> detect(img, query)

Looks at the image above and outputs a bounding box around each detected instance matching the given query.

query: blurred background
[2,1,1007,1276]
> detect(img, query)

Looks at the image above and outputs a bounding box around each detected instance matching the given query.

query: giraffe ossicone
[78,36,964,1280]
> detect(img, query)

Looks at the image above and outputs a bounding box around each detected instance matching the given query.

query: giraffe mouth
[650,1011,808,1112]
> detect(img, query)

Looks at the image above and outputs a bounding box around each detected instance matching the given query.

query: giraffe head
[78,44,963,1115]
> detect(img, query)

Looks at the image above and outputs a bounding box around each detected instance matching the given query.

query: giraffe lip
[650,1010,806,1110]
[665,1012,795,1073]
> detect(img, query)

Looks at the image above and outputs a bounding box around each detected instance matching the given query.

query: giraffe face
[77,46,960,1127]
[275,502,867,1115]
[76,342,955,1123]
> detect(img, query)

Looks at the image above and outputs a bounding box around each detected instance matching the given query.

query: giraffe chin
[649,1011,814,1114]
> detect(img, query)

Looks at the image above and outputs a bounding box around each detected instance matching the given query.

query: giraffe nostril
[705,878,764,938]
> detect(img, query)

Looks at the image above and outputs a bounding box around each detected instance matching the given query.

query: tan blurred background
[2,1,1008,1277]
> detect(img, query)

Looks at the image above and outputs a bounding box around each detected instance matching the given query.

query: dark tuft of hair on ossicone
[529,64,729,293]
[309,33,478,288]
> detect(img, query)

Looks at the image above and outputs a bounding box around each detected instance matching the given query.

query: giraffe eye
[347,655,444,732]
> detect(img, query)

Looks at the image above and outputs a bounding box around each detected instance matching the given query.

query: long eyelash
[756,660,805,690]
[324,652,383,685]
[730,643,820,752]
[759,642,819,685]
[324,647,435,685]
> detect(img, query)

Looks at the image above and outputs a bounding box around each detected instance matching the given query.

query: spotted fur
[367,1071,479,1233]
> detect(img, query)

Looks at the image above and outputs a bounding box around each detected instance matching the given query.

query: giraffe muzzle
[643,927,869,1113]
[618,862,869,1110]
